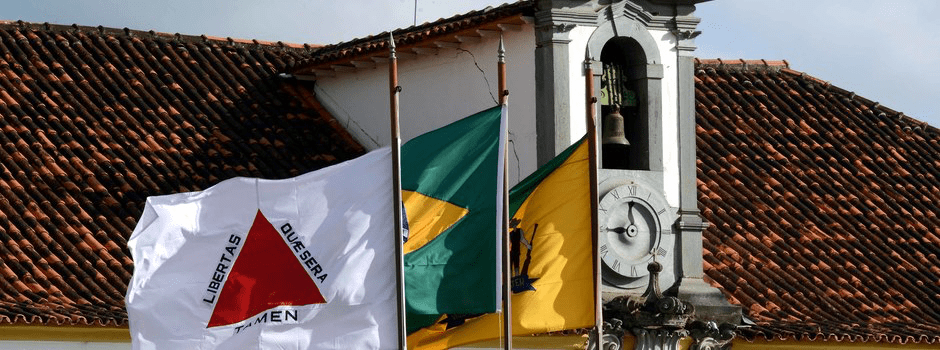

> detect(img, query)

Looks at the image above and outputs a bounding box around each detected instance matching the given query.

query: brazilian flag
[407,137,595,350]
[402,106,505,332]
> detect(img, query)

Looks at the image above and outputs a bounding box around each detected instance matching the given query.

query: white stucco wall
[566,23,682,208]
[652,28,680,208]
[314,19,684,202]
[566,26,596,146]
[315,26,538,185]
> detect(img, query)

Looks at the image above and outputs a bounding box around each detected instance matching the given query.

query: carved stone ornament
[687,320,736,350]
[606,262,694,329]
[633,328,686,350]
[534,22,577,35]
[587,319,625,350]
[601,262,739,350]
[671,29,701,40]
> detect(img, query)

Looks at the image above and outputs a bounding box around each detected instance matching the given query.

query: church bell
[602,104,630,169]
[602,104,630,147]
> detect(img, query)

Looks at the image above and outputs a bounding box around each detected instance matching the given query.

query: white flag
[126,147,397,349]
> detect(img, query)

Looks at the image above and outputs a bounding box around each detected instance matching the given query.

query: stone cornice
[672,15,703,53]
[534,7,600,27]
[533,2,598,45]
[534,23,575,45]
[532,1,704,37]
[676,211,710,232]
[621,0,702,32]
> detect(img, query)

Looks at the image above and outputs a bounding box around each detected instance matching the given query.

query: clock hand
[607,226,638,238]
[627,202,635,226]
[626,202,637,237]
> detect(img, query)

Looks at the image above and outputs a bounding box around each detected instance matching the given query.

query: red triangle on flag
[207,210,326,328]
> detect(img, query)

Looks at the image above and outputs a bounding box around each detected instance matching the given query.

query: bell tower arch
[589,19,664,171]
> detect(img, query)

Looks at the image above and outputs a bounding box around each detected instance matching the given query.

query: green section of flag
[407,137,594,350]
[402,106,502,332]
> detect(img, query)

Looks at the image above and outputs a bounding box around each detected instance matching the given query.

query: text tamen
[233,309,299,334]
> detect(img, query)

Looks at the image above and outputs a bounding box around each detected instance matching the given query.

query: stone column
[534,0,598,166]
[670,9,741,326]
[534,21,573,166]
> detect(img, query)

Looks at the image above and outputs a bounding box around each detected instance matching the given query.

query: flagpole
[389,33,408,350]
[497,35,512,350]
[585,49,604,350]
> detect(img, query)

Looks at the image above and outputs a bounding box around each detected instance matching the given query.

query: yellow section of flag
[402,190,469,255]
[408,140,594,350]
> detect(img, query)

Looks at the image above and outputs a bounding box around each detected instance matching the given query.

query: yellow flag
[408,139,594,349]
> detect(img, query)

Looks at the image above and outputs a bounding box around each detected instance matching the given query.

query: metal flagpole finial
[389,33,397,57]
[498,35,505,63]
[584,46,593,70]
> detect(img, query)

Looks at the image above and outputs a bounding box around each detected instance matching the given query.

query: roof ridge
[320,0,531,50]
[696,57,940,134]
[296,0,534,69]
[696,60,940,344]
[0,19,321,52]
[781,67,940,135]
[694,58,790,71]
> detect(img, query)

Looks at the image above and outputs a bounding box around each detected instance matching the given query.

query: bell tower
[598,34,661,172]
[533,1,741,349]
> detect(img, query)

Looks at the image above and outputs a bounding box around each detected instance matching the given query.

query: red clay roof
[695,58,940,344]
[0,16,937,346]
[0,20,363,327]
[292,0,534,74]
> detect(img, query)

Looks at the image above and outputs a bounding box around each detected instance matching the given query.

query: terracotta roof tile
[293,1,534,72]
[0,12,936,346]
[0,21,363,327]
[695,58,940,344]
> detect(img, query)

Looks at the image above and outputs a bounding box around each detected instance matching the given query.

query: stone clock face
[599,183,672,289]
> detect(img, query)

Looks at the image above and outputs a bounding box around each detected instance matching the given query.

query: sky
[6,0,938,127]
